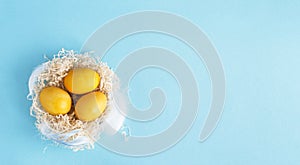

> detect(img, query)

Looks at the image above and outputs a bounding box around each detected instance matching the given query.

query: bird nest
[28,49,120,151]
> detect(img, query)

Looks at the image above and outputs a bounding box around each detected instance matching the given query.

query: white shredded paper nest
[28,49,125,151]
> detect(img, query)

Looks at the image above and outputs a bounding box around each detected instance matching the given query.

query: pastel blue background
[1,0,300,164]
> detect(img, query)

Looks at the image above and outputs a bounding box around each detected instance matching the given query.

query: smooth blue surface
[1,0,300,164]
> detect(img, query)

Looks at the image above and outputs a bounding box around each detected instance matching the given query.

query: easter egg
[63,68,100,94]
[39,86,72,115]
[75,92,107,122]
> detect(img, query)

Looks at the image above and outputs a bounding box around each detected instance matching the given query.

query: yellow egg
[63,68,100,94]
[75,92,107,122]
[39,86,72,115]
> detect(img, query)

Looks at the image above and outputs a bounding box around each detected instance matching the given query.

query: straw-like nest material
[28,49,117,151]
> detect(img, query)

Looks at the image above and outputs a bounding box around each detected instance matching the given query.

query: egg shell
[39,86,72,115]
[64,68,100,94]
[75,91,107,122]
